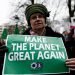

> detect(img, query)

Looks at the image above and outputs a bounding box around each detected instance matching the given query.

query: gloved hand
[0,45,8,52]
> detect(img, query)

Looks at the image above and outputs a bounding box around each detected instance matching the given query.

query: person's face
[30,13,46,30]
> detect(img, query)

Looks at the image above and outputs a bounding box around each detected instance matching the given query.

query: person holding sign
[0,4,75,75]
[23,4,75,74]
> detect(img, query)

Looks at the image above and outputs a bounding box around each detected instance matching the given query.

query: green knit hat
[25,4,49,26]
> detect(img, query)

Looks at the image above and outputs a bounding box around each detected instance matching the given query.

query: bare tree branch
[31,0,34,4]
[52,0,61,21]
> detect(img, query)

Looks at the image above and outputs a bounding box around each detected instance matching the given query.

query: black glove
[0,45,8,52]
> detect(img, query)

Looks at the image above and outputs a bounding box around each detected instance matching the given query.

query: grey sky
[0,0,69,26]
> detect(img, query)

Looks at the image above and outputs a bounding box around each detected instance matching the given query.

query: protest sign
[2,35,69,75]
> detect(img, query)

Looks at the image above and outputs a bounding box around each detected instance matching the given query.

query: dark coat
[23,26,63,37]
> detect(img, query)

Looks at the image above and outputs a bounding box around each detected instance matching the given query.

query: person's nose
[36,16,40,20]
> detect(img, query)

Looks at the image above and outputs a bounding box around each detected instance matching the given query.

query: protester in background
[23,4,75,74]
